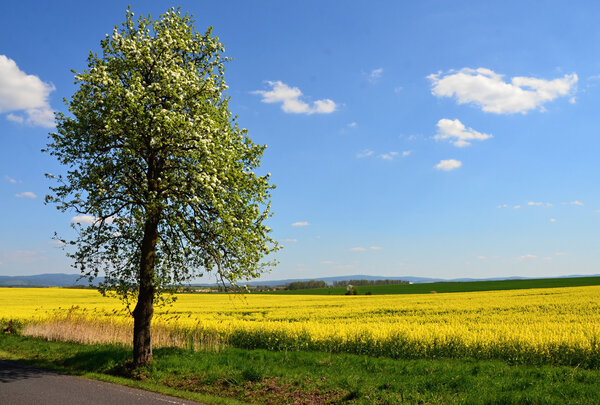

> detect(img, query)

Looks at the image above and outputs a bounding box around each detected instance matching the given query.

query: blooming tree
[45,8,278,366]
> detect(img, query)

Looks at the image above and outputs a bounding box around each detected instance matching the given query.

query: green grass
[262,276,600,295]
[3,334,600,404]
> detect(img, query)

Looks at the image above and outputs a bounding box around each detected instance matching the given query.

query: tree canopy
[45,8,278,365]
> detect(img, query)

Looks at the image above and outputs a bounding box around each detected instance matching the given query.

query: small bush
[242,367,265,382]
[345,285,359,295]
[1,319,24,335]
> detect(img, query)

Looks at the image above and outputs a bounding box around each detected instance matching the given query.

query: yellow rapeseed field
[2,286,600,366]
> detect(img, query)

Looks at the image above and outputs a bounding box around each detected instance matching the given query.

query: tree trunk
[132,216,159,367]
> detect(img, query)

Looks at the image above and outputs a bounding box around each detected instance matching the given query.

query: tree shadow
[60,347,130,373]
[1,345,131,383]
[0,360,53,383]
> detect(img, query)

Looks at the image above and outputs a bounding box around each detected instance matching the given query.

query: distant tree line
[332,279,410,287]
[285,280,328,290]
[284,279,410,290]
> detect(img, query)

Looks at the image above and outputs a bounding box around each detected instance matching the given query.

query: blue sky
[2,1,600,281]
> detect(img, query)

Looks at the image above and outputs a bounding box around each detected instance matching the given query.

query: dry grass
[23,314,223,352]
[24,319,130,346]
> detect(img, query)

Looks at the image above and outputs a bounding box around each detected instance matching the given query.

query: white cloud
[283,238,298,243]
[503,201,554,208]
[517,254,537,260]
[359,150,410,160]
[428,68,578,114]
[350,247,366,252]
[356,149,375,158]
[340,122,358,134]
[71,215,98,225]
[549,218,556,223]
[369,246,383,251]
[6,113,24,123]
[476,255,486,260]
[571,200,584,206]
[15,191,36,199]
[434,159,462,171]
[320,260,334,265]
[527,201,552,207]
[70,215,116,226]
[291,221,309,227]
[394,86,403,93]
[0,55,55,127]
[368,68,383,83]
[4,175,19,183]
[379,151,398,160]
[48,240,66,247]
[542,257,553,262]
[434,118,492,147]
[253,81,337,115]
[313,99,337,113]
[555,252,568,256]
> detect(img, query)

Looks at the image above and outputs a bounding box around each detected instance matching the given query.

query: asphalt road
[0,360,203,405]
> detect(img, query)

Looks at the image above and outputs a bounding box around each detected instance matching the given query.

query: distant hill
[0,273,442,288]
[243,274,600,287]
[0,273,101,287]
[1,272,599,288]
[241,274,445,287]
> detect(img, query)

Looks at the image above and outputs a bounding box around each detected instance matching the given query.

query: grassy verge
[2,334,600,404]
[262,276,600,295]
